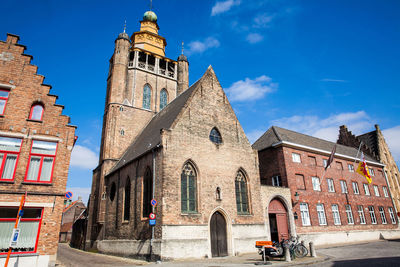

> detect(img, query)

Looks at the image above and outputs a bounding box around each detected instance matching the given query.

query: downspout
[150,144,161,260]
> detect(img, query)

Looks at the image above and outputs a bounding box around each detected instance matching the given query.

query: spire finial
[123,20,127,33]
[181,41,184,55]
[150,0,153,10]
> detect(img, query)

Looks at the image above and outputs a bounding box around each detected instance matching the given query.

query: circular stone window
[110,182,116,201]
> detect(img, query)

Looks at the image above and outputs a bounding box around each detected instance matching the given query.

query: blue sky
[2,0,399,203]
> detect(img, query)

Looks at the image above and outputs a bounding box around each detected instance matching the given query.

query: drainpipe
[150,144,161,259]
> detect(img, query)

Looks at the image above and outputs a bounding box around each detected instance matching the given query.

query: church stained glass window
[124,178,131,221]
[160,89,168,110]
[143,84,151,110]
[181,162,197,213]
[235,170,249,214]
[209,127,222,144]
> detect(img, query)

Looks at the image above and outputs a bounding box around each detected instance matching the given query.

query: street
[57,239,400,267]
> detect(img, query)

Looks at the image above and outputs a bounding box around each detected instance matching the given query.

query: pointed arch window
[143,84,151,110]
[181,162,197,213]
[160,89,168,110]
[124,178,131,221]
[209,127,222,145]
[29,104,44,121]
[235,170,249,214]
[142,168,153,218]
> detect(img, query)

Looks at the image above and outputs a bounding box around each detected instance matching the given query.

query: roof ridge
[271,126,282,142]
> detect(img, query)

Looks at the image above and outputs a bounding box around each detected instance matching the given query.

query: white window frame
[369,168,375,176]
[316,204,327,225]
[352,182,359,195]
[340,180,348,193]
[327,178,335,192]
[312,177,321,191]
[345,205,354,224]
[383,186,389,198]
[373,185,380,197]
[363,183,370,196]
[369,206,377,224]
[332,204,341,225]
[272,175,281,187]
[323,159,330,168]
[379,207,387,224]
[388,207,396,224]
[300,203,311,226]
[357,205,366,224]
[348,164,354,172]
[292,153,301,163]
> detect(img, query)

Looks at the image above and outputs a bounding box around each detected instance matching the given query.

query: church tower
[87,10,189,248]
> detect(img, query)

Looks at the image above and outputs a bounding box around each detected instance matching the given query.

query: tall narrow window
[312,177,321,191]
[29,104,44,121]
[124,178,131,221]
[327,178,335,192]
[379,207,387,224]
[316,204,327,225]
[160,89,168,110]
[181,162,197,213]
[383,186,389,197]
[363,183,370,195]
[373,185,380,197]
[352,182,359,194]
[332,204,341,225]
[388,207,396,224]
[209,127,222,145]
[300,203,311,226]
[0,207,43,254]
[235,170,249,214]
[25,140,57,183]
[345,205,354,224]
[272,175,282,187]
[142,168,153,218]
[0,90,10,115]
[340,180,348,193]
[0,136,22,181]
[142,84,151,110]
[348,164,354,172]
[357,205,366,224]
[368,206,377,224]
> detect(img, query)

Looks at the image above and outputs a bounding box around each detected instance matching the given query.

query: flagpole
[354,141,363,164]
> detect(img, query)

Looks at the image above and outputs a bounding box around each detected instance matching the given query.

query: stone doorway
[268,199,289,242]
[210,211,228,257]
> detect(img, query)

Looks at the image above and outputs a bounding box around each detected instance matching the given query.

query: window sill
[26,119,43,123]
[181,212,201,216]
[0,180,15,184]
[237,213,252,216]
[22,182,53,186]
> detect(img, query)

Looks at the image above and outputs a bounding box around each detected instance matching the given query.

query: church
[86,9,400,260]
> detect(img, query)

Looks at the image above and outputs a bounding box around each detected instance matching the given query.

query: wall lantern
[294,192,300,201]
[293,211,298,220]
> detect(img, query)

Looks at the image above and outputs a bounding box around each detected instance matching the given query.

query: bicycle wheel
[294,244,308,258]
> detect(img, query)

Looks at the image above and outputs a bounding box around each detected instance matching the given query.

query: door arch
[268,199,289,242]
[210,211,228,257]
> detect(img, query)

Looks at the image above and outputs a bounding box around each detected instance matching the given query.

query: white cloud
[271,111,373,142]
[246,129,266,144]
[253,13,274,28]
[382,126,400,163]
[246,33,263,44]
[226,75,277,102]
[187,37,220,55]
[66,187,91,205]
[70,145,98,169]
[211,0,241,16]
[320,78,348,83]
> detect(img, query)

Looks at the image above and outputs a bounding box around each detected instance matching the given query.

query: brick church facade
[87,10,400,260]
[0,34,76,267]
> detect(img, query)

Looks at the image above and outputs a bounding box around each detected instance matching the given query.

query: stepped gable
[253,126,379,163]
[108,68,216,174]
[337,125,377,159]
[0,33,76,131]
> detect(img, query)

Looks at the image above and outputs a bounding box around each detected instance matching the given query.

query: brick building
[253,126,399,246]
[59,197,86,243]
[338,125,400,218]
[86,10,267,259]
[0,34,76,267]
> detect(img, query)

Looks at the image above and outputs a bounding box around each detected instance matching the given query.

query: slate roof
[109,74,204,174]
[252,126,380,163]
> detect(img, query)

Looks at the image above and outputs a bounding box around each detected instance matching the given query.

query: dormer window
[29,104,44,121]
[209,127,222,145]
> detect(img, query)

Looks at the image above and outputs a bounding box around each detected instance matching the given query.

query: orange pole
[4,192,27,267]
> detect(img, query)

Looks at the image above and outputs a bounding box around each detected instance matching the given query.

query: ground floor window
[388,207,396,224]
[357,205,366,224]
[0,207,43,254]
[300,203,311,226]
[332,204,341,225]
[368,206,377,224]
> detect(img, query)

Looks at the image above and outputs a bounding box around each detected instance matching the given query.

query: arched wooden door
[210,211,228,257]
[268,199,289,242]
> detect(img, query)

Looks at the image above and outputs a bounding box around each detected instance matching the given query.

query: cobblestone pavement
[56,243,147,267]
[56,239,400,267]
